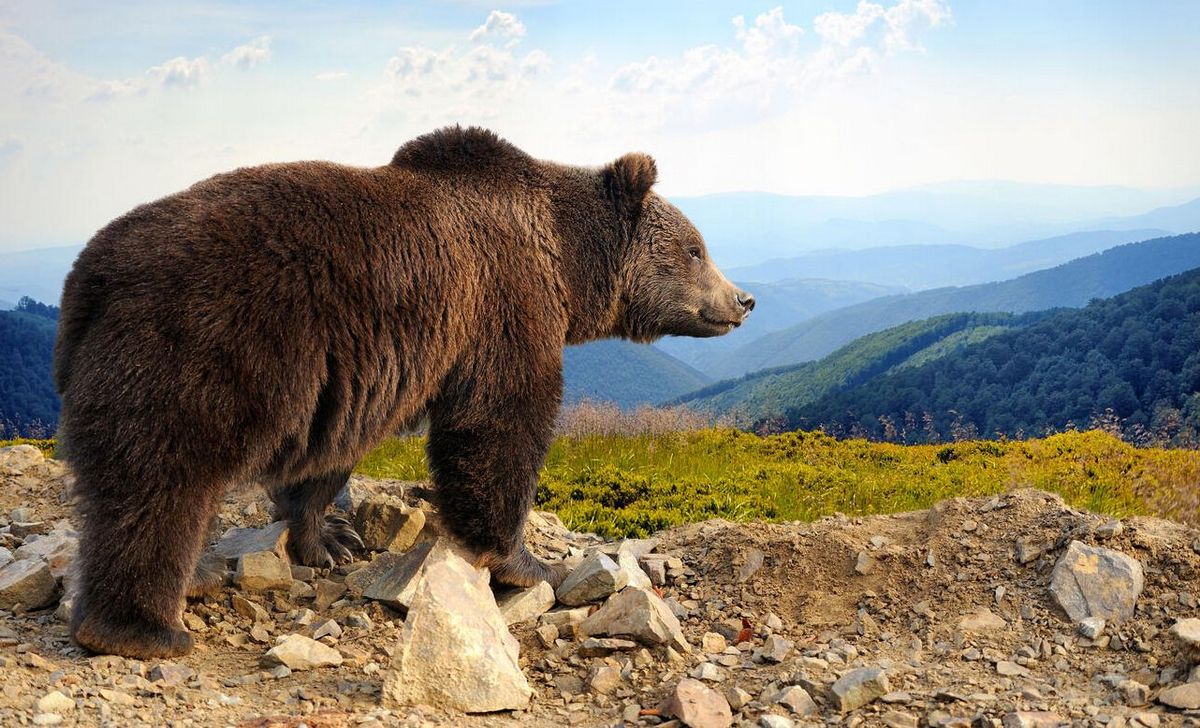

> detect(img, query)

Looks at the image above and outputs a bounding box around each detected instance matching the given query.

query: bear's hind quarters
[72,608,194,660]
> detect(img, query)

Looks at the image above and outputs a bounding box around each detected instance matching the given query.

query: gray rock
[149,663,195,687]
[759,716,794,728]
[588,665,622,695]
[724,686,751,711]
[261,634,343,670]
[1170,617,1200,661]
[234,551,292,592]
[1049,540,1143,623]
[360,538,471,610]
[1078,616,1106,639]
[579,637,638,657]
[555,552,626,606]
[738,548,765,582]
[36,691,74,714]
[1158,682,1200,709]
[496,581,555,625]
[231,595,270,622]
[775,685,816,715]
[1118,679,1150,707]
[211,522,289,566]
[353,495,425,552]
[580,586,690,653]
[996,661,1031,677]
[661,677,732,728]
[759,634,793,662]
[0,444,44,475]
[854,551,874,575]
[882,711,918,728]
[0,558,57,609]
[691,662,724,682]
[616,549,653,590]
[1001,713,1066,728]
[13,526,78,578]
[831,667,890,712]
[382,549,531,713]
[639,555,668,586]
[958,607,1007,633]
[0,547,12,569]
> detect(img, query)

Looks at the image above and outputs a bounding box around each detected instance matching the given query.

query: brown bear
[54,126,754,659]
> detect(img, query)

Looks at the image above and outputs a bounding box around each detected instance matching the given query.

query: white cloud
[315,71,349,81]
[606,1,950,129]
[373,11,546,122]
[469,10,526,46]
[223,35,271,71]
[147,55,208,88]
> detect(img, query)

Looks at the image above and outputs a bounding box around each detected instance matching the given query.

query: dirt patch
[1,449,1198,727]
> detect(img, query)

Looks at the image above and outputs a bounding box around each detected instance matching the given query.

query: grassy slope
[354,429,1200,539]
[14,429,1196,540]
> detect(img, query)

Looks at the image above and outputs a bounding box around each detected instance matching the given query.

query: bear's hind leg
[270,469,363,568]
[71,471,226,659]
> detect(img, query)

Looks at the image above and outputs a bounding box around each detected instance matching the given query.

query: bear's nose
[736,291,755,314]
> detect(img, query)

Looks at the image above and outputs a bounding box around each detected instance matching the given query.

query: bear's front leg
[426,364,568,588]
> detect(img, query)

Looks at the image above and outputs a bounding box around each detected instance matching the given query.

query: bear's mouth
[699,311,742,330]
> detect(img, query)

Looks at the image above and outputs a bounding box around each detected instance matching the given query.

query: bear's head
[604,152,755,343]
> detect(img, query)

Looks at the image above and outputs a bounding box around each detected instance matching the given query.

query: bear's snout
[735,290,755,317]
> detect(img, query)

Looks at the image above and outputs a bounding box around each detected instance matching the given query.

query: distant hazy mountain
[563,340,710,409]
[724,229,1165,289]
[655,277,902,372]
[671,312,1036,418]
[707,233,1200,379]
[674,183,1199,266]
[1091,197,1200,234]
[0,244,81,307]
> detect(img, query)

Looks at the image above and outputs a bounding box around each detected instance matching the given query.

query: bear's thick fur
[55,126,754,658]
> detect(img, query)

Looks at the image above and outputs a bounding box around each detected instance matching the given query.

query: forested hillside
[0,299,59,438]
[671,312,1039,420]
[790,268,1200,444]
[710,233,1200,378]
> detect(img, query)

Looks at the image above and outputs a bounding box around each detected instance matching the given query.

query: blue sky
[1,1,1198,250]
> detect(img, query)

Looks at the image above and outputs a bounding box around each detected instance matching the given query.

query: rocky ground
[3,444,1200,727]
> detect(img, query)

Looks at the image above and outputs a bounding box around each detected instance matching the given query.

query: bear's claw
[289,513,364,569]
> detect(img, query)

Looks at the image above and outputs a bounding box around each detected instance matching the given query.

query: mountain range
[706,233,1200,379]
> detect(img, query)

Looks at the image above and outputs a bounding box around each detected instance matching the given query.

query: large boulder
[382,548,531,712]
[1049,540,1144,623]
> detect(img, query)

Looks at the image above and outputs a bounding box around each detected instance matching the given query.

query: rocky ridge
[2,443,1200,726]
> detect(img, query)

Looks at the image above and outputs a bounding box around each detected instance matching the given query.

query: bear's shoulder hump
[390,126,532,174]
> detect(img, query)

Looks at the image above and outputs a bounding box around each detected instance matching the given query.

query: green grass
[350,428,1200,539]
[11,429,1193,540]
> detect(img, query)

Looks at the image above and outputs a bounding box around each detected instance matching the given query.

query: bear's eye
[688,247,703,262]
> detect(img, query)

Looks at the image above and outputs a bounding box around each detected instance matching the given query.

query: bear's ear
[603,152,658,218]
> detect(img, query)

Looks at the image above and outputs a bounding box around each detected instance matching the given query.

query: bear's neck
[551,173,628,346]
